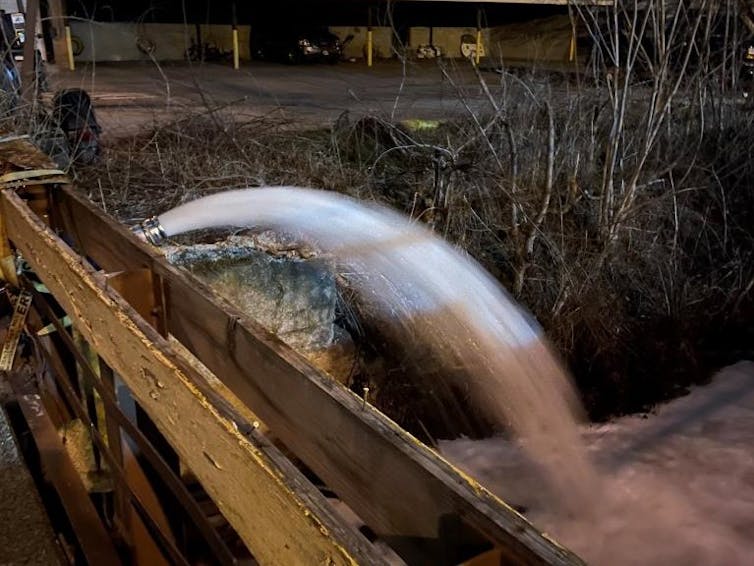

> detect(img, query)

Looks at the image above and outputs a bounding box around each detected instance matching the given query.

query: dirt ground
[47,59,521,136]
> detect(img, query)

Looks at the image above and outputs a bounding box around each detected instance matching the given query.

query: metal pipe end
[131,216,167,246]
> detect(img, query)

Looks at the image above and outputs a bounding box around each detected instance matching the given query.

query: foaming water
[441,362,754,564]
[158,187,600,515]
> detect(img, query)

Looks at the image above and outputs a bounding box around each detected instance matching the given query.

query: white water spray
[154,187,599,513]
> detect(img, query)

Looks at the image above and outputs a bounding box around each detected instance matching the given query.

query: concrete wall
[487,16,574,63]
[69,21,251,62]
[69,21,392,63]
[329,26,392,60]
[406,22,572,62]
[408,26,482,59]
[0,1,19,13]
[67,19,571,63]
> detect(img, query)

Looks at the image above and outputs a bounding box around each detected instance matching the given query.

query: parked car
[251,27,343,64]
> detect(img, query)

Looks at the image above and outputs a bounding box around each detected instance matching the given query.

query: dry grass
[67,2,754,428]
[69,83,754,427]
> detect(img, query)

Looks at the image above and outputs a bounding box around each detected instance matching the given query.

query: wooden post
[47,0,67,65]
[98,360,129,537]
[21,0,39,102]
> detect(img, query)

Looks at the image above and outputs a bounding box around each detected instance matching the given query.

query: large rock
[165,234,354,383]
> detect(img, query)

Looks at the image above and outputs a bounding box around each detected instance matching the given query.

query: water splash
[157,187,600,514]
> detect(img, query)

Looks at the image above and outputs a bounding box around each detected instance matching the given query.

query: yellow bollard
[475,29,482,65]
[367,28,373,67]
[232,27,240,69]
[65,25,75,71]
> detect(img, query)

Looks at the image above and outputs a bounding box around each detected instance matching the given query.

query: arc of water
[147,186,599,515]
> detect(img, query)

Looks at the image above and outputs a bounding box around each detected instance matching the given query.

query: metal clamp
[131,216,167,246]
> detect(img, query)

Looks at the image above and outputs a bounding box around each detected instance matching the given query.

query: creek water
[157,187,599,517]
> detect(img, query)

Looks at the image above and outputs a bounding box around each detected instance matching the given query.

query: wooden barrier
[0,136,584,564]
[48,186,585,565]
[1,188,384,566]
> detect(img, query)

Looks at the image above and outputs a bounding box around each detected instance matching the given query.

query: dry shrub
[71,3,754,430]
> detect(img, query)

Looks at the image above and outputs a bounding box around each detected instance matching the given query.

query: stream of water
[156,186,600,516]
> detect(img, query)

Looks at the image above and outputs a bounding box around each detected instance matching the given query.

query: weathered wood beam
[21,0,40,103]
[1,188,385,566]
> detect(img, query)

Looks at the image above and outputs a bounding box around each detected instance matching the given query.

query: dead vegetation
[71,2,754,430]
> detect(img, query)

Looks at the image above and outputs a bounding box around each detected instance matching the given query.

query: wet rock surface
[166,234,354,382]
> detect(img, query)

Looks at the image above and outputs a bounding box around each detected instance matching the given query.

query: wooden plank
[0,136,63,284]
[8,374,123,566]
[1,189,385,566]
[120,440,174,566]
[51,188,583,564]
[46,0,69,65]
[107,269,166,334]
[50,186,158,272]
[97,360,131,544]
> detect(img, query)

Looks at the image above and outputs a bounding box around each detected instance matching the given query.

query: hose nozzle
[132,216,167,246]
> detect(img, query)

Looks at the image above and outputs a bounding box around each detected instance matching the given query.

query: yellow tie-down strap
[0,168,69,189]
